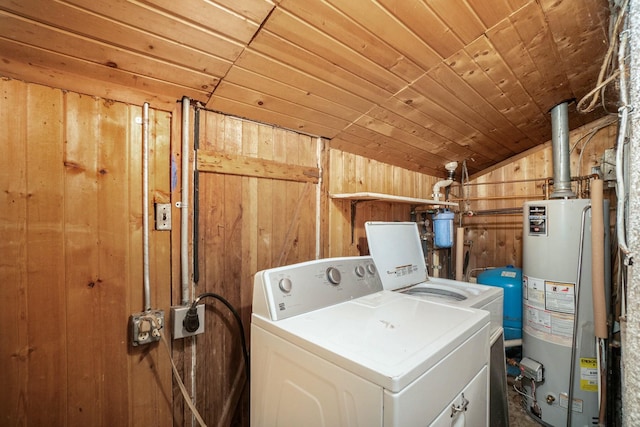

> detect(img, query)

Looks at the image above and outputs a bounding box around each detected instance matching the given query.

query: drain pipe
[550,102,576,199]
[180,97,190,305]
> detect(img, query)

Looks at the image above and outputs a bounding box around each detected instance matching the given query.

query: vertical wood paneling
[0,79,173,427]
[65,93,101,425]
[150,107,174,425]
[26,84,67,426]
[195,110,319,427]
[0,79,28,426]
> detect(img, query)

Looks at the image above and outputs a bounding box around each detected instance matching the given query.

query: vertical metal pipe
[315,137,323,259]
[142,102,151,312]
[591,178,607,338]
[550,102,576,198]
[181,97,190,305]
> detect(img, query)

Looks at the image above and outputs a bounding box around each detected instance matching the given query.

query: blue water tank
[477,265,523,340]
[433,210,455,248]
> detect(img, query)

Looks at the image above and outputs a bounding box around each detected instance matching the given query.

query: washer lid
[365,221,428,291]
[253,290,489,392]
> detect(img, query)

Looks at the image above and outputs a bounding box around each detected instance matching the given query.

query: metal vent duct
[550,101,576,198]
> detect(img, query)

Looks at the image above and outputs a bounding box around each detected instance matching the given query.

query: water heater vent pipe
[550,101,576,198]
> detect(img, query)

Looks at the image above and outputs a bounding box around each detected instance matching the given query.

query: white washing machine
[251,256,490,427]
[365,222,509,427]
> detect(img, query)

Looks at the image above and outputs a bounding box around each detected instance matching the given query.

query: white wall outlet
[155,203,171,230]
[171,305,205,339]
[130,309,164,346]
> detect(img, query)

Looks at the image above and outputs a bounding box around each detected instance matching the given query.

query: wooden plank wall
[0,79,174,426]
[192,110,320,426]
[462,116,618,275]
[327,149,440,257]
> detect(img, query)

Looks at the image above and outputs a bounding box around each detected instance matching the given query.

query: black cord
[188,292,250,379]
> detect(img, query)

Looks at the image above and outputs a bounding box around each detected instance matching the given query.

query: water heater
[522,199,609,426]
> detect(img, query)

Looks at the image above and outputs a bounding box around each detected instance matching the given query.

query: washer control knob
[326,267,341,285]
[366,263,377,275]
[355,265,366,277]
[278,277,293,293]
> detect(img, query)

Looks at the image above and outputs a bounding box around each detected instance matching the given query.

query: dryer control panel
[253,256,383,320]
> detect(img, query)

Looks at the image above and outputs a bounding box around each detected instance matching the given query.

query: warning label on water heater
[580,358,598,392]
[528,205,547,235]
[523,275,576,347]
[545,281,575,314]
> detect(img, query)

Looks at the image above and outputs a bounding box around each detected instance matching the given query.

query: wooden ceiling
[0,0,611,177]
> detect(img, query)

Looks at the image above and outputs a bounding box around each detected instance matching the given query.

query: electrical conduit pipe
[181,97,190,305]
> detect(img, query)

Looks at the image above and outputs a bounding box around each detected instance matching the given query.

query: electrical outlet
[155,203,171,230]
[130,309,164,346]
[171,305,205,339]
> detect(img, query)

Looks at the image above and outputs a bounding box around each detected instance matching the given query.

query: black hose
[190,292,250,379]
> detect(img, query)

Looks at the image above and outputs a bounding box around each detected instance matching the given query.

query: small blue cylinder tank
[477,265,523,340]
[433,210,454,248]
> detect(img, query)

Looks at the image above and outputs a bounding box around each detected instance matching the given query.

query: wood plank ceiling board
[0,12,218,92]
[350,114,455,166]
[510,2,573,101]
[446,49,534,135]
[426,0,487,44]
[0,0,613,177]
[539,0,612,111]
[209,80,350,136]
[222,66,362,123]
[362,104,486,164]
[276,0,426,82]
[0,38,207,104]
[391,86,514,167]
[322,0,443,71]
[426,61,538,151]
[263,7,409,94]
[463,36,550,140]
[375,0,465,60]
[230,30,393,106]
[379,94,493,162]
[231,49,375,113]
[332,127,447,174]
[2,0,243,66]
[465,0,517,29]
[135,0,262,42]
[411,73,521,158]
[485,20,576,130]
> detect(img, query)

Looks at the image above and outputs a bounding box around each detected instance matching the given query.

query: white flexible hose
[616,30,631,261]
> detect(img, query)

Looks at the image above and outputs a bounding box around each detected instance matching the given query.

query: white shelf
[330,192,459,209]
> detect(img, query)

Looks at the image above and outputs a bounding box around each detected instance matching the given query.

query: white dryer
[365,221,509,427]
[251,256,490,427]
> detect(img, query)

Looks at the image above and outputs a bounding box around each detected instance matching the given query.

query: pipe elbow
[432,179,453,200]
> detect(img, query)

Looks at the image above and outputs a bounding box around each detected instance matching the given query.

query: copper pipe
[450,194,545,202]
[462,177,551,186]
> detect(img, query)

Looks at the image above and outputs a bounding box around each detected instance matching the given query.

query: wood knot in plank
[11,346,35,361]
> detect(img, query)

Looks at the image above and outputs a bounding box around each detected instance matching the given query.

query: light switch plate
[155,203,171,230]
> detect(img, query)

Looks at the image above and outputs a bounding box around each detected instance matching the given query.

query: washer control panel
[253,256,383,320]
